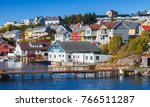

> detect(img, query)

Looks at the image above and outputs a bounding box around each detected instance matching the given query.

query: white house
[84,24,101,42]
[3,30,20,41]
[15,41,51,56]
[96,22,129,44]
[32,26,51,38]
[4,21,16,26]
[54,25,72,42]
[47,41,110,64]
[21,19,34,25]
[45,17,62,25]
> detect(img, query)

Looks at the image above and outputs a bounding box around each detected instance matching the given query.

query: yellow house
[80,31,85,41]
[25,28,33,40]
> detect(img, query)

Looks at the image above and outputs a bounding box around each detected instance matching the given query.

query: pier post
[22,74,25,80]
[41,73,44,80]
[12,73,15,80]
[31,74,35,80]
[49,73,53,79]
[119,69,124,75]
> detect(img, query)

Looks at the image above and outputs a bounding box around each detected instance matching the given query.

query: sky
[0,0,150,25]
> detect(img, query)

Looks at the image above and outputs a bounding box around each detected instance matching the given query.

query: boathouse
[15,41,51,57]
[142,54,150,67]
[47,41,110,64]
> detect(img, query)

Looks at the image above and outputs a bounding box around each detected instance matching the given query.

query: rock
[116,55,142,66]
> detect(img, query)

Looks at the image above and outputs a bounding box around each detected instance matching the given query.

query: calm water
[0,62,150,90]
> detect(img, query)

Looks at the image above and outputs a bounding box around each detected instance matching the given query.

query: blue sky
[0,0,150,25]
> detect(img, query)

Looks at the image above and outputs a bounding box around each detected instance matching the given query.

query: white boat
[0,58,4,62]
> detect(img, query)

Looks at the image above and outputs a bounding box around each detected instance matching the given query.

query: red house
[71,23,82,42]
[0,42,14,56]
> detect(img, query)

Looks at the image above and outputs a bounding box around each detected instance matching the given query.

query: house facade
[0,40,14,56]
[15,41,51,56]
[32,26,51,38]
[3,30,20,41]
[45,17,62,25]
[47,41,110,64]
[25,28,34,40]
[96,22,129,44]
[55,25,72,42]
[21,19,34,25]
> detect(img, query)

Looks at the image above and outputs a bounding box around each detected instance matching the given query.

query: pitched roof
[88,24,102,30]
[124,22,141,29]
[102,22,119,29]
[45,17,60,21]
[57,41,100,53]
[18,42,51,51]
[141,25,150,31]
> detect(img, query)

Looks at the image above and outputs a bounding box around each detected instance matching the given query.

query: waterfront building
[47,41,110,64]
[3,30,20,41]
[142,54,150,67]
[15,41,51,57]
[54,25,72,42]
[0,40,14,56]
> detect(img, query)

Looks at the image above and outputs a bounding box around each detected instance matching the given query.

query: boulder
[116,55,142,66]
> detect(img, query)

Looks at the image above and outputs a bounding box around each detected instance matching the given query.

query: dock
[0,65,136,80]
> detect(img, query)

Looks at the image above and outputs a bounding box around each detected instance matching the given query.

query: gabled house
[32,26,51,38]
[25,28,34,40]
[21,19,34,25]
[139,25,150,34]
[47,41,110,64]
[54,25,72,42]
[15,41,51,57]
[0,39,14,56]
[33,16,45,25]
[3,30,20,41]
[84,24,102,42]
[97,22,129,44]
[124,22,141,36]
[45,17,63,25]
[71,23,85,42]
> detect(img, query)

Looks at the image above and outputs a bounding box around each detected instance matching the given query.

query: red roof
[103,22,119,29]
[0,43,14,52]
[143,54,150,57]
[88,24,102,30]
[88,22,119,30]
[142,26,150,31]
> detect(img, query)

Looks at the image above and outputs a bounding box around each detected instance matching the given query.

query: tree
[108,35,122,55]
[5,24,14,31]
[100,44,108,54]
[48,29,56,41]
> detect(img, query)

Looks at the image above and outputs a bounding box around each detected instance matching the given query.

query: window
[87,30,90,34]
[54,55,56,58]
[90,56,93,60]
[85,56,88,60]
[62,55,64,57]
[96,56,99,60]
[55,45,58,48]
[50,55,52,58]
[68,55,71,59]
[59,55,61,57]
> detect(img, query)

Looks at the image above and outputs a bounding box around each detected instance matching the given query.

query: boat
[0,58,4,62]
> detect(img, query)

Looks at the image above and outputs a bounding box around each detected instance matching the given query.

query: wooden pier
[0,66,136,80]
